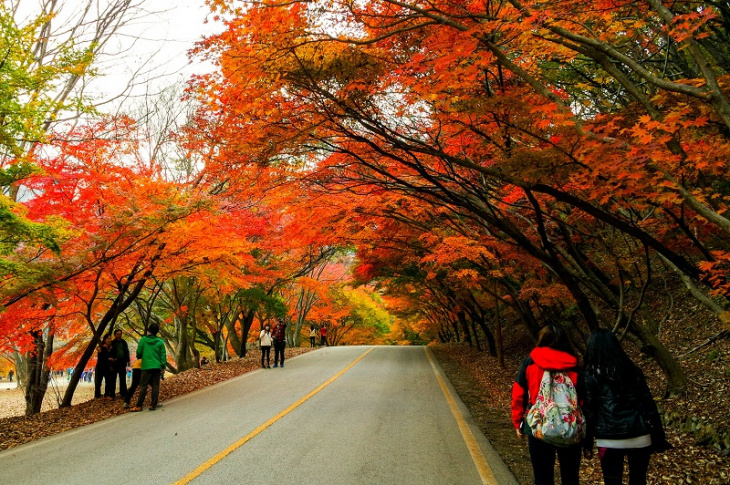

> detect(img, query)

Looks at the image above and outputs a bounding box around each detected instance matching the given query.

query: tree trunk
[213,330,222,363]
[13,351,25,388]
[225,318,243,358]
[475,318,496,355]
[224,308,256,358]
[242,310,256,357]
[175,317,192,373]
[470,320,482,351]
[451,318,461,343]
[458,311,473,346]
[24,329,54,415]
[61,333,100,407]
[628,320,688,396]
[494,298,505,368]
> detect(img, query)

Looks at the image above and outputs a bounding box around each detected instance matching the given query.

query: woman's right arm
[637,370,671,451]
[582,374,598,449]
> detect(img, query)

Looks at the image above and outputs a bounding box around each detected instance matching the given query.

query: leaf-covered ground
[0,348,311,452]
[431,341,729,485]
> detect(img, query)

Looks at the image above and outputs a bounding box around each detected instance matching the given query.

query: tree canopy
[3,0,730,413]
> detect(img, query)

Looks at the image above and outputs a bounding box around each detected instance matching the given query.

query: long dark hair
[584,328,638,380]
[535,324,575,356]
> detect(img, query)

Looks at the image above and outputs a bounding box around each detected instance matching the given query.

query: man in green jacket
[130,323,166,412]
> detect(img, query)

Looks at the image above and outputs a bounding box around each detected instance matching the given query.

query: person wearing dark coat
[272,318,287,368]
[582,329,671,485]
[109,329,130,397]
[94,336,114,399]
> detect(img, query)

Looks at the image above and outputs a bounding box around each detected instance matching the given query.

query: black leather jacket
[583,367,665,443]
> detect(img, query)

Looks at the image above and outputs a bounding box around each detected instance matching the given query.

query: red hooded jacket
[511,347,580,430]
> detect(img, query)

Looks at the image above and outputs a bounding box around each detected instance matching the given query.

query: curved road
[0,346,518,485]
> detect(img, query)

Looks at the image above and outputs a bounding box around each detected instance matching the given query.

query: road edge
[425,346,520,485]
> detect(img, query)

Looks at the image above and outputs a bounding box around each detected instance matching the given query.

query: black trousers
[136,369,161,409]
[94,368,113,398]
[310,337,316,347]
[124,368,142,404]
[599,446,651,485]
[261,346,271,366]
[527,435,581,485]
[108,365,128,396]
[274,340,286,365]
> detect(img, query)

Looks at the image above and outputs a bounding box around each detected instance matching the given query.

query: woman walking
[583,329,671,485]
[260,324,272,368]
[511,325,584,485]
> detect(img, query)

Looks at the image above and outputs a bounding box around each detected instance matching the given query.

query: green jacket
[136,335,166,371]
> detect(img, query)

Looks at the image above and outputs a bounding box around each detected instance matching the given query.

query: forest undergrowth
[430,303,730,485]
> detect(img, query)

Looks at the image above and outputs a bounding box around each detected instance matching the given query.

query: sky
[11,0,223,111]
[86,1,223,109]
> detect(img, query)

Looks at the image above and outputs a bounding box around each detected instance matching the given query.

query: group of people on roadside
[310,325,327,347]
[95,324,167,412]
[512,325,671,485]
[259,318,288,368]
[94,329,131,400]
[258,319,330,369]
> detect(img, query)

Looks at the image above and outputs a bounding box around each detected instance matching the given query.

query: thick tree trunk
[475,318,496,355]
[458,311,473,346]
[174,317,196,373]
[451,319,461,343]
[470,320,482,351]
[24,330,54,415]
[628,320,688,396]
[225,319,243,358]
[224,309,256,358]
[242,310,256,357]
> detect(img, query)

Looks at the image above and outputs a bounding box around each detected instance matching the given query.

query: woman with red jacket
[511,325,583,485]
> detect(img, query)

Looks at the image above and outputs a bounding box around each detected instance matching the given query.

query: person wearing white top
[259,324,273,369]
[583,329,671,485]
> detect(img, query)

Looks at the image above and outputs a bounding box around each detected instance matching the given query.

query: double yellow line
[173,347,375,485]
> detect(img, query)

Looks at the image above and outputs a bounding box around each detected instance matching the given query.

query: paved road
[0,346,518,485]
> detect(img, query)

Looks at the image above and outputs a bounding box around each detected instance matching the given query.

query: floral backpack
[525,370,586,447]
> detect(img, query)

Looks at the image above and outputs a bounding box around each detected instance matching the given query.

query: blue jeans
[528,436,581,485]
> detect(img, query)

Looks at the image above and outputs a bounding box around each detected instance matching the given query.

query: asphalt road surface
[0,346,518,485]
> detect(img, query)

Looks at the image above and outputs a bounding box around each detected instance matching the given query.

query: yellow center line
[425,348,499,485]
[172,347,375,485]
